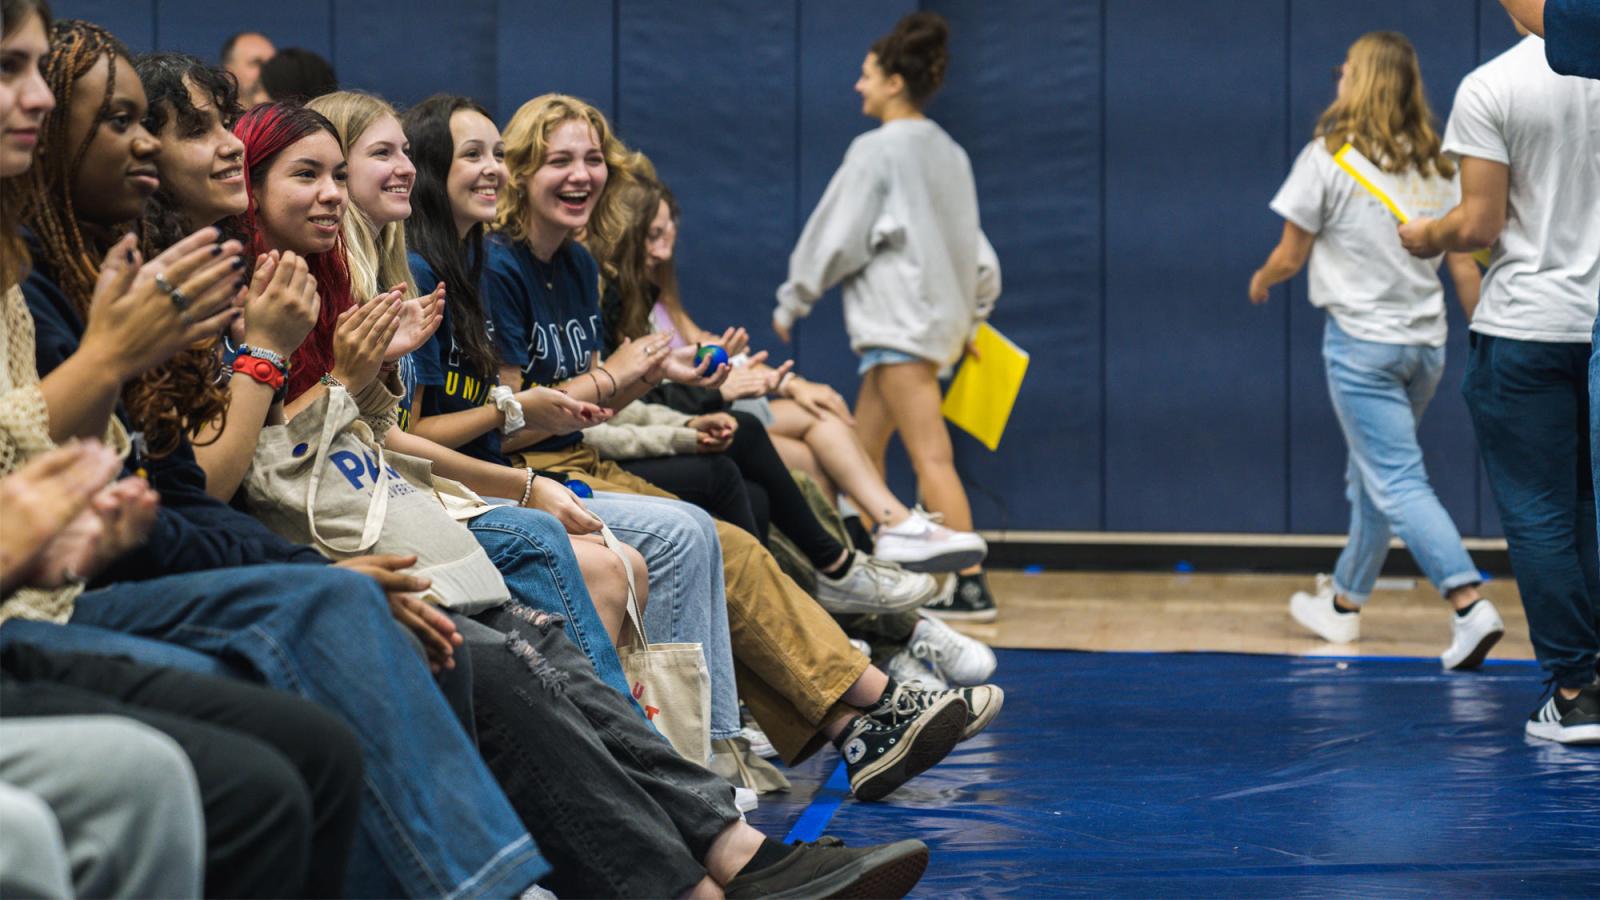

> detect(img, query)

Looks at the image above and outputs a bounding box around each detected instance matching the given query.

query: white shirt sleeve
[974,228,1001,320]
[1269,142,1330,235]
[1442,74,1510,165]
[775,140,886,329]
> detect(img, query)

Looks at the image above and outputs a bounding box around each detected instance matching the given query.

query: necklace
[529,252,556,290]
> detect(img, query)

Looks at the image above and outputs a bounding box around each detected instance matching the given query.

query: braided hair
[20,19,229,458]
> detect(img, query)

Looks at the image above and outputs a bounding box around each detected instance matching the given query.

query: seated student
[7,18,548,895]
[486,91,1004,799]
[396,92,768,771]
[592,174,989,577]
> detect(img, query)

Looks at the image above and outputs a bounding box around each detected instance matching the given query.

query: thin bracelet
[595,366,619,397]
[519,468,536,506]
[584,370,604,399]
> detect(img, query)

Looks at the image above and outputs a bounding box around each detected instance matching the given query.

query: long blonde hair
[495,93,637,250]
[307,90,416,300]
[1315,31,1454,178]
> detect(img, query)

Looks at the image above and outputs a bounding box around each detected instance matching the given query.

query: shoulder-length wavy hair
[136,52,245,247]
[19,18,228,457]
[231,100,354,399]
[1315,31,1454,178]
[588,175,677,345]
[401,93,499,380]
[495,93,637,251]
[306,90,416,304]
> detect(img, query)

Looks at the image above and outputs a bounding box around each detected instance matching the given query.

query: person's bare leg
[680,875,725,899]
[568,534,648,644]
[852,369,897,529]
[1445,582,1482,611]
[817,665,893,741]
[771,400,907,523]
[770,431,835,501]
[702,821,766,886]
[873,362,978,573]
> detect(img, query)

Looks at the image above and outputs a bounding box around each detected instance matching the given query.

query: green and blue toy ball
[694,344,730,372]
[566,478,594,499]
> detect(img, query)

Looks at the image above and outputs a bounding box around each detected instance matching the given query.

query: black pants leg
[0,643,363,898]
[457,608,741,899]
[721,409,848,566]
[619,453,763,535]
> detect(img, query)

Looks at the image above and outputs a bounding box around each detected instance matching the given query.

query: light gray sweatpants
[0,717,204,898]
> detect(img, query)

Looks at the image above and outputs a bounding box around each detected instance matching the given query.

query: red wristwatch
[232,354,286,392]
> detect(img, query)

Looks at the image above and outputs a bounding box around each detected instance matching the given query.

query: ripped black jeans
[452,605,741,898]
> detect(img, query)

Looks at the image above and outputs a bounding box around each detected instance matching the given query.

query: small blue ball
[566,478,594,499]
[694,344,730,372]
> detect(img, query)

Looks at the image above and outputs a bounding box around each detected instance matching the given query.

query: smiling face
[446,107,505,238]
[255,129,346,255]
[644,198,676,275]
[854,52,901,120]
[0,10,54,178]
[521,117,606,247]
[347,112,414,227]
[68,53,162,227]
[152,74,247,227]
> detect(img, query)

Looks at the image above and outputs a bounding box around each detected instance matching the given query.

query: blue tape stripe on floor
[783,762,849,843]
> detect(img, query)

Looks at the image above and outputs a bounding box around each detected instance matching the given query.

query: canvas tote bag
[599,524,712,764]
[244,386,510,614]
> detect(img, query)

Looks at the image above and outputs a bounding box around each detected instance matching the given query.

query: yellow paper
[1332,142,1492,268]
[941,323,1029,452]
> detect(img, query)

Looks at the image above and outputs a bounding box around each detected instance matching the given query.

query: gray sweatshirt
[775,118,1000,367]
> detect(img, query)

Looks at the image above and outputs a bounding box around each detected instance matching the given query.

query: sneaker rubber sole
[880,545,988,574]
[1442,627,1504,671]
[849,696,967,802]
[922,604,998,624]
[1525,719,1600,744]
[960,685,1005,741]
[814,583,937,617]
[824,841,929,899]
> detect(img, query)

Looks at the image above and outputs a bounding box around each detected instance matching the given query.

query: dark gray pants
[457,605,741,898]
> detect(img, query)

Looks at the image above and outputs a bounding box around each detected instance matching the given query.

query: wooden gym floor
[961,569,1535,661]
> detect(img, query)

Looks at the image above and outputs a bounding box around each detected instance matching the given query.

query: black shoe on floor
[837,694,966,802]
[923,572,997,622]
[723,837,928,899]
[1525,678,1600,745]
[869,680,1005,742]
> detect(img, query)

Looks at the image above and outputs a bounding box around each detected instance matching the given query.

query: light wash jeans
[467,505,632,701]
[1323,318,1480,604]
[2,565,547,898]
[586,491,741,742]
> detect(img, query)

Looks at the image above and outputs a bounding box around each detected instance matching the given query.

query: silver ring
[168,288,190,312]
[154,272,177,295]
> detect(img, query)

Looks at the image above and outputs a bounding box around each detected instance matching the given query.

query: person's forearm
[37,346,126,443]
[409,386,505,449]
[383,426,528,499]
[191,377,277,499]
[1425,206,1497,254]
[1446,253,1483,320]
[1254,243,1306,291]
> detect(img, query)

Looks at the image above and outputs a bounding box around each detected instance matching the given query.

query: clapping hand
[384,281,446,362]
[330,291,403,391]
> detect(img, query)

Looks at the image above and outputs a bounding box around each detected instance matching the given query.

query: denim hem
[1552,660,1600,691]
[1435,570,1482,596]
[1330,578,1369,606]
[443,833,548,900]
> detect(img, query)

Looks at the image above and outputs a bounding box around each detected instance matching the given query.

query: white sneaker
[886,647,949,691]
[1288,574,1360,644]
[872,507,988,573]
[1440,600,1505,671]
[848,638,872,658]
[813,553,938,615]
[909,612,997,686]
[738,725,778,760]
[734,786,759,813]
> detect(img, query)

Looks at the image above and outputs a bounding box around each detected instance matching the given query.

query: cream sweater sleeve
[581,402,699,460]
[775,140,886,329]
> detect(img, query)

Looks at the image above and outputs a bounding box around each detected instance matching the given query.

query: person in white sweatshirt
[774,11,1002,621]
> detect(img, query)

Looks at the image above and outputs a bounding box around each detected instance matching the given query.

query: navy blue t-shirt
[403,251,507,465]
[483,233,604,453]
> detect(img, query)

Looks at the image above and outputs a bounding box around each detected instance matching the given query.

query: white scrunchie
[490,385,525,433]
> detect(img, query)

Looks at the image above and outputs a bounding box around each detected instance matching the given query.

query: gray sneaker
[814,553,938,616]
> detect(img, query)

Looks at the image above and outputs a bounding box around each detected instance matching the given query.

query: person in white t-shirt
[773,12,1000,622]
[1250,32,1502,669]
[1398,25,1600,745]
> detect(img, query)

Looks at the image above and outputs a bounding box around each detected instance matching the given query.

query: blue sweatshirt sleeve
[1546,0,1600,78]
[484,237,535,371]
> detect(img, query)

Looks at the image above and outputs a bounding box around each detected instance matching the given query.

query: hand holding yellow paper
[1332,142,1493,267]
[941,323,1028,451]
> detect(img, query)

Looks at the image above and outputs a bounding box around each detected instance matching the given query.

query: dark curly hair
[870,11,950,106]
[136,52,245,248]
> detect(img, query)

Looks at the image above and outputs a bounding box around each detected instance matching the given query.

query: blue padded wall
[50,0,1531,536]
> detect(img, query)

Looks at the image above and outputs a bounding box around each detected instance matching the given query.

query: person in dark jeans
[1,642,362,898]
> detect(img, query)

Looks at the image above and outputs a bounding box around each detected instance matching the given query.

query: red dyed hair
[231,101,354,399]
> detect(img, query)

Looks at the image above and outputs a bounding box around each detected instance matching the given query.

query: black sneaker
[1525,679,1600,744]
[837,694,966,801]
[869,681,1005,742]
[723,837,928,899]
[923,572,997,622]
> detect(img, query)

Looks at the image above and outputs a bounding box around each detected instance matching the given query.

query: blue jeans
[586,491,741,743]
[1322,319,1480,603]
[1465,331,1600,689]
[467,506,631,700]
[38,564,546,897]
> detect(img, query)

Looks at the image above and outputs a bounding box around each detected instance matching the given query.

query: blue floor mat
[745,649,1600,897]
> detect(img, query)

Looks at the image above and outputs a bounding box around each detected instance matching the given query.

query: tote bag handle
[304,387,389,555]
[599,523,649,650]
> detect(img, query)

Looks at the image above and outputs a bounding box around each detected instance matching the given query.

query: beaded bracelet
[519,468,537,506]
